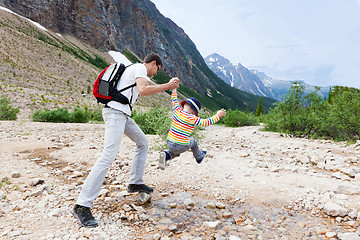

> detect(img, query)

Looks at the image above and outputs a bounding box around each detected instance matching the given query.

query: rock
[61,166,71,172]
[243,224,257,231]
[99,188,109,196]
[160,192,169,197]
[130,203,146,214]
[323,201,349,217]
[346,221,360,228]
[234,216,246,225]
[29,189,44,197]
[48,209,62,217]
[168,203,177,208]
[184,198,195,210]
[206,201,216,208]
[340,168,357,178]
[222,210,233,218]
[229,236,242,240]
[159,218,173,224]
[215,202,226,209]
[7,230,21,238]
[325,232,337,238]
[0,192,6,200]
[138,192,151,205]
[332,172,343,179]
[337,233,360,240]
[71,171,83,177]
[169,224,178,232]
[152,233,161,240]
[349,211,358,219]
[116,190,131,200]
[203,220,222,230]
[336,185,359,195]
[11,172,21,178]
[1,177,9,182]
[122,204,132,212]
[30,178,45,187]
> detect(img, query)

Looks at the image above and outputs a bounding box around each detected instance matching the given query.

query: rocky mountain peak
[205,53,273,98]
[206,53,330,101]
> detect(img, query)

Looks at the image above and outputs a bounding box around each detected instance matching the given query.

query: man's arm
[136,77,179,96]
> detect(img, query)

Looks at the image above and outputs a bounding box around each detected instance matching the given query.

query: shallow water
[99,186,349,239]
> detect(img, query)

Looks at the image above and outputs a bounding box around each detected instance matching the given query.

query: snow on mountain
[205,53,330,101]
[0,6,48,31]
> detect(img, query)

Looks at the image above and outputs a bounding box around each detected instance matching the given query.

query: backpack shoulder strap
[118,83,136,92]
[118,63,137,92]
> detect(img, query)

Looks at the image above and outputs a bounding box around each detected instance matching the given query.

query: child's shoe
[158,151,169,170]
[196,149,207,164]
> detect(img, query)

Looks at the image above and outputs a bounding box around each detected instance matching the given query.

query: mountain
[205,53,330,101]
[0,0,277,112]
[205,53,274,98]
[0,6,173,118]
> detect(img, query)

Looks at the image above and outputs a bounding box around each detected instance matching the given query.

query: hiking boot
[71,204,98,228]
[158,151,169,170]
[128,184,154,193]
[196,149,207,164]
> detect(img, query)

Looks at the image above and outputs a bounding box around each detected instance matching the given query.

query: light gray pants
[76,107,149,207]
[167,137,203,161]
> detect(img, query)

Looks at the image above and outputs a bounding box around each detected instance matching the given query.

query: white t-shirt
[107,63,150,115]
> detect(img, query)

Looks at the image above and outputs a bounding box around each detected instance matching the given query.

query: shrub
[132,108,171,138]
[89,108,103,122]
[263,82,360,141]
[222,109,259,127]
[323,88,360,140]
[69,108,89,123]
[32,108,70,122]
[0,97,20,120]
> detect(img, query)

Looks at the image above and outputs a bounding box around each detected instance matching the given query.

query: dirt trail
[1,120,360,239]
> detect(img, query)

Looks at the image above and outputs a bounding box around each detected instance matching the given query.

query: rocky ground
[1,120,360,240]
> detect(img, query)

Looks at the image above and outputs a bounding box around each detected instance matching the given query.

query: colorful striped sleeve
[193,114,220,127]
[171,91,180,111]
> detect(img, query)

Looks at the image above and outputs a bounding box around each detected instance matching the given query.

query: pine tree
[255,97,263,116]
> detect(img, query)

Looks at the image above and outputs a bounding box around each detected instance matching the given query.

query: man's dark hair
[144,53,162,67]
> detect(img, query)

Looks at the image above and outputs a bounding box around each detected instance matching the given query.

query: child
[159,88,226,169]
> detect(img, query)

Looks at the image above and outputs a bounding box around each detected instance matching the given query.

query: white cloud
[153,0,360,88]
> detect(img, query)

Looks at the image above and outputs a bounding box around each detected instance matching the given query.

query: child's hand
[216,109,226,118]
[169,77,180,89]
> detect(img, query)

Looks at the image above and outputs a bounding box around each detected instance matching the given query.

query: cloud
[152,0,360,89]
[265,44,301,50]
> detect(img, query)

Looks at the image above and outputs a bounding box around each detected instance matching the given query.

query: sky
[151,0,360,89]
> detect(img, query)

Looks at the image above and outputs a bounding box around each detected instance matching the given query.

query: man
[71,53,180,227]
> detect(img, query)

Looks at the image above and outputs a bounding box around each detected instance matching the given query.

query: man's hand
[168,77,180,89]
[216,109,227,118]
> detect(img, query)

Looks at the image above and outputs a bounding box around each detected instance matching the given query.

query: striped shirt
[167,91,220,145]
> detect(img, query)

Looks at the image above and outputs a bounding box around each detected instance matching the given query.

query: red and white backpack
[93,63,136,104]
